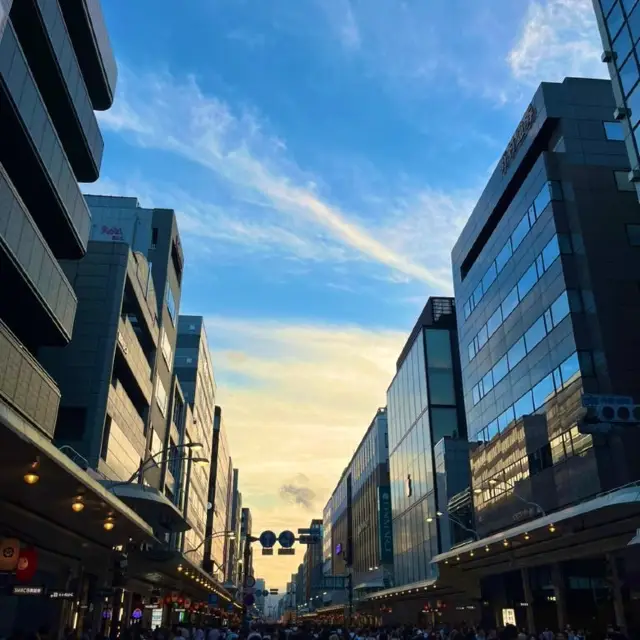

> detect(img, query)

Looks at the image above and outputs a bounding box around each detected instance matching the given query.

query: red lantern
[15,547,38,583]
[165,596,172,605]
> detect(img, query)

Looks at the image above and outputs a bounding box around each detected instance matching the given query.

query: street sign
[259,530,277,548]
[245,575,256,588]
[244,594,255,606]
[269,589,279,594]
[581,393,633,407]
[262,548,274,556]
[277,548,295,556]
[278,530,295,548]
[298,535,320,545]
[297,528,313,534]
[262,590,269,597]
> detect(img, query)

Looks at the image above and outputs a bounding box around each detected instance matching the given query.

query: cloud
[97,66,460,290]
[197,316,405,587]
[508,0,607,85]
[279,474,317,510]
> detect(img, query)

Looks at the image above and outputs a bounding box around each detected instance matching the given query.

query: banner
[378,486,394,564]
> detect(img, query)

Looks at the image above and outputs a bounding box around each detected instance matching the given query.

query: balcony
[0,23,91,258]
[57,0,117,110]
[106,380,147,459]
[0,319,60,439]
[116,315,153,404]
[0,164,77,345]
[10,0,104,181]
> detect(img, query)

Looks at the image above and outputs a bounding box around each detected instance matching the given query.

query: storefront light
[71,497,85,512]
[485,545,490,552]
[524,532,530,541]
[23,459,40,485]
[502,539,509,547]
[103,517,115,531]
[548,524,556,533]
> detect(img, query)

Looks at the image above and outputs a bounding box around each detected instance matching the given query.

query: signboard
[278,531,295,548]
[581,394,633,407]
[151,609,163,629]
[298,535,320,545]
[262,590,269,597]
[502,608,516,626]
[262,548,274,556]
[132,608,143,620]
[269,589,279,594]
[12,586,43,596]
[259,531,277,548]
[278,548,295,556]
[378,486,394,564]
[500,103,537,175]
[49,591,75,600]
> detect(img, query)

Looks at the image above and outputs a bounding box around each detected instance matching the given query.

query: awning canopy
[104,482,191,533]
[432,484,640,571]
[0,401,156,559]
[363,577,437,601]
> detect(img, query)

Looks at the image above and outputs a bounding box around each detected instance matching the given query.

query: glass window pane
[511,214,531,251]
[502,286,519,320]
[477,324,489,350]
[514,392,534,420]
[560,353,581,387]
[620,54,639,96]
[498,406,515,432]
[533,183,552,217]
[482,262,498,292]
[464,300,471,319]
[431,408,459,443]
[428,370,455,405]
[517,263,538,300]
[626,223,640,245]
[493,354,509,384]
[425,330,452,368]
[487,420,499,441]
[528,205,537,226]
[468,341,476,362]
[604,121,625,140]
[601,0,616,13]
[473,282,484,308]
[524,317,547,352]
[487,306,503,337]
[496,240,513,273]
[551,291,571,326]
[533,374,555,409]
[482,370,494,395]
[622,0,637,12]
[614,26,633,67]
[472,385,480,406]
[628,81,640,129]
[542,236,560,271]
[629,3,640,42]
[607,1,624,39]
[507,337,527,369]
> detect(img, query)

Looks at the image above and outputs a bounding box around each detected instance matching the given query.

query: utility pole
[241,533,257,634]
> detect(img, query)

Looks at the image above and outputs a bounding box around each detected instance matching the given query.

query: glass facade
[387,318,465,586]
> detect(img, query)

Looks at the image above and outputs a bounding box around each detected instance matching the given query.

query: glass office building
[592,0,640,195]
[442,78,640,633]
[387,298,468,586]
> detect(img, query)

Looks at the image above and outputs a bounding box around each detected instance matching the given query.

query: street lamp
[426,510,480,540]
[184,530,236,555]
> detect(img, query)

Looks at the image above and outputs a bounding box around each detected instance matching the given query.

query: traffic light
[579,402,640,434]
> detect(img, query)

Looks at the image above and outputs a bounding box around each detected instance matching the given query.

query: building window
[606,1,624,39]
[156,378,168,416]
[604,121,625,140]
[166,284,176,324]
[151,227,158,249]
[161,330,173,367]
[101,415,112,461]
[627,223,640,246]
[614,26,633,67]
[620,54,640,97]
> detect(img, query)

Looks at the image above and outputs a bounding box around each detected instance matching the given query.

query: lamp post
[426,510,480,541]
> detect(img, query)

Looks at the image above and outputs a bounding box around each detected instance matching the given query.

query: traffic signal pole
[242,534,256,634]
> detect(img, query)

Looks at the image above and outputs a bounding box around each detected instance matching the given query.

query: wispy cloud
[201,316,404,587]
[97,66,467,289]
[508,0,607,85]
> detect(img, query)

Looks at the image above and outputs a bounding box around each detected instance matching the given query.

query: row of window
[475,424,593,504]
[463,181,560,321]
[607,0,640,100]
[156,376,168,417]
[471,351,584,446]
[166,283,177,324]
[471,289,573,406]
[467,234,564,363]
[161,330,173,368]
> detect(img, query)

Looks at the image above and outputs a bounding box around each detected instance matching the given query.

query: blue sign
[335,542,342,556]
[259,530,277,548]
[378,485,394,564]
[208,594,218,605]
[278,530,295,548]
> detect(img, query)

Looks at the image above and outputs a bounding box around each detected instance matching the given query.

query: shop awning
[432,484,640,568]
[363,577,437,601]
[104,482,191,533]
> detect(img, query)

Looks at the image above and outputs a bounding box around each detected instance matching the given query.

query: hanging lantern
[0,538,20,572]
[15,547,38,583]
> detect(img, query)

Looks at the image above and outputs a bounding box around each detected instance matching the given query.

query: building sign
[500,103,537,175]
[49,591,75,600]
[12,586,43,596]
[378,486,394,564]
[502,608,516,626]
[0,538,20,571]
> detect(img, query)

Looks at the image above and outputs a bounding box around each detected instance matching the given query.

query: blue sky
[90,0,605,588]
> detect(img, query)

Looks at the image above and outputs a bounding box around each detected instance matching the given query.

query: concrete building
[225,469,243,587]
[239,507,254,581]
[0,0,160,635]
[204,405,233,581]
[172,316,217,568]
[255,578,266,615]
[592,0,640,199]
[303,519,324,604]
[438,77,640,634]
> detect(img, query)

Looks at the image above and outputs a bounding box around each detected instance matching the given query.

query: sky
[89,0,607,590]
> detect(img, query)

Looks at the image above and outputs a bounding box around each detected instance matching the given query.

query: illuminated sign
[378,486,393,564]
[49,591,75,600]
[335,543,342,556]
[500,103,537,175]
[12,586,43,596]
